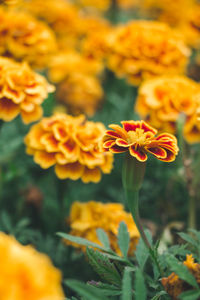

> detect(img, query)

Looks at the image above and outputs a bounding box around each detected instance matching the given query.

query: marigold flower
[24,113,113,183]
[0,7,10,54]
[0,57,54,123]
[106,21,190,85]
[67,201,140,256]
[75,0,111,11]
[135,76,200,143]
[162,255,200,300]
[56,73,103,117]
[6,11,57,68]
[0,232,64,300]
[103,120,179,162]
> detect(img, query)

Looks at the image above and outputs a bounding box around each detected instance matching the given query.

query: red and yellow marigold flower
[56,73,104,117]
[0,232,64,300]
[24,113,113,183]
[162,255,200,300]
[103,120,179,162]
[135,76,200,144]
[66,201,140,256]
[0,57,54,123]
[106,21,190,85]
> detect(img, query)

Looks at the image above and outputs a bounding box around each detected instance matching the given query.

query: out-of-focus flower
[6,12,57,68]
[106,21,190,85]
[0,7,10,54]
[48,50,103,84]
[162,254,200,300]
[117,0,139,10]
[0,232,64,300]
[76,0,111,11]
[0,57,54,123]
[24,0,82,49]
[56,73,103,117]
[24,113,113,183]
[103,120,179,162]
[67,201,140,256]
[140,0,195,27]
[135,76,200,143]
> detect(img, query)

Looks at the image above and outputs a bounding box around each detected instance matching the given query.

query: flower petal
[157,149,176,162]
[129,146,147,162]
[105,130,122,139]
[109,144,128,153]
[103,139,115,148]
[109,124,128,139]
[115,138,129,147]
[146,146,167,159]
[55,162,84,180]
[34,151,56,169]
[121,121,140,132]
[141,121,157,134]
[81,167,101,183]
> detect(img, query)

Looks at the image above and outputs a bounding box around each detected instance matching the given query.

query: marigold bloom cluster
[0,232,64,300]
[24,114,113,183]
[0,8,57,68]
[106,21,190,85]
[0,57,54,123]
[56,73,104,117]
[162,255,200,300]
[135,76,200,144]
[103,120,179,162]
[67,201,140,255]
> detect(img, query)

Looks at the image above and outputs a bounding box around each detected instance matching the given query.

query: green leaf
[121,267,133,300]
[89,282,121,296]
[96,229,110,250]
[150,291,167,300]
[86,247,121,286]
[64,280,110,300]
[166,255,198,288]
[118,222,130,257]
[57,232,110,253]
[135,230,152,270]
[179,289,200,300]
[178,232,199,248]
[134,268,147,300]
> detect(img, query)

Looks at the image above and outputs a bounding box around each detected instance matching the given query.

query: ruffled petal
[81,167,101,183]
[34,151,56,169]
[129,146,147,162]
[55,162,84,180]
[121,121,140,132]
[0,98,20,121]
[103,139,115,148]
[146,146,167,159]
[115,138,129,147]
[157,149,176,162]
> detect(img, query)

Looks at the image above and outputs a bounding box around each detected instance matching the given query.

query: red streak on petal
[105,130,122,139]
[141,121,157,134]
[116,138,129,147]
[129,146,147,162]
[121,121,140,132]
[158,149,176,162]
[146,146,167,158]
[103,140,116,148]
[110,144,128,153]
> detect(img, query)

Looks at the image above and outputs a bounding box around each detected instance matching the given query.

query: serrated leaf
[96,229,110,250]
[179,289,200,300]
[89,282,121,296]
[118,222,130,257]
[64,279,110,300]
[178,232,199,248]
[121,267,133,300]
[134,268,147,300]
[57,232,110,253]
[150,291,167,300]
[135,230,152,270]
[166,255,198,288]
[86,247,121,286]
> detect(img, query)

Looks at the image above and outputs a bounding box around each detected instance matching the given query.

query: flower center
[127,128,147,145]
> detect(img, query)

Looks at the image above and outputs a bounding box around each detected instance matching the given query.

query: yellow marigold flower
[56,73,104,117]
[106,21,190,85]
[183,113,200,144]
[24,113,113,183]
[135,76,200,143]
[117,0,139,10]
[6,11,57,68]
[0,232,64,300]
[103,120,179,162]
[24,0,82,49]
[48,50,103,84]
[67,201,140,256]
[0,57,54,123]
[162,254,200,300]
[76,0,111,11]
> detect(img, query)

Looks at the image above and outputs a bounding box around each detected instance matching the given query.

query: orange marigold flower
[103,120,179,162]
[6,11,57,68]
[56,73,104,117]
[67,201,140,256]
[106,21,190,85]
[0,232,64,300]
[135,76,200,143]
[0,57,54,123]
[24,113,113,183]
[75,0,111,11]
[0,7,10,55]
[162,254,200,300]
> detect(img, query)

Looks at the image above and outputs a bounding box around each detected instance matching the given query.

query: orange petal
[157,149,176,162]
[55,162,84,180]
[109,144,128,153]
[129,146,147,162]
[34,151,56,169]
[105,130,122,139]
[0,98,20,121]
[103,139,116,148]
[108,124,128,139]
[116,138,129,147]
[21,105,43,124]
[40,133,59,152]
[141,121,157,134]
[146,146,167,159]
[121,121,140,132]
[81,167,101,183]
[59,139,79,162]
[52,123,68,141]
